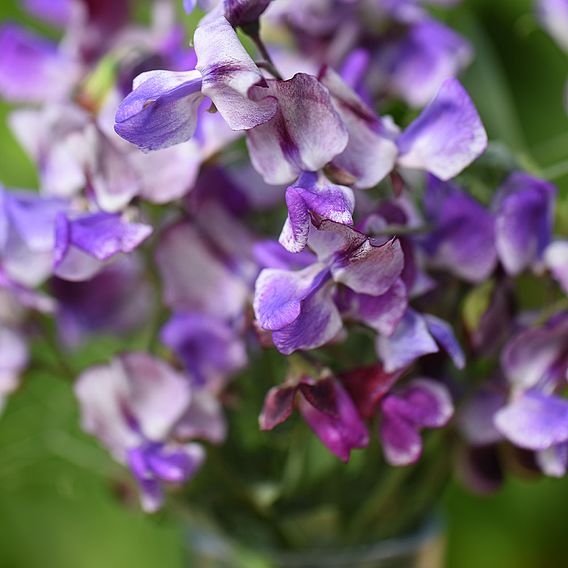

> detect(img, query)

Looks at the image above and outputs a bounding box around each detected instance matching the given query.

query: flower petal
[424,314,465,369]
[259,385,298,430]
[397,78,487,180]
[545,240,568,294]
[495,390,568,450]
[247,73,348,184]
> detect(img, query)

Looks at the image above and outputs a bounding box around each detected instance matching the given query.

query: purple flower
[224,0,275,26]
[254,219,404,354]
[423,176,497,283]
[379,378,454,465]
[260,375,369,462]
[246,73,349,184]
[376,309,465,372]
[115,15,277,151]
[23,0,73,27]
[0,326,29,409]
[279,172,354,253]
[371,19,472,108]
[0,187,68,287]
[161,312,247,386]
[319,66,399,189]
[494,173,556,276]
[53,212,152,282]
[495,313,568,476]
[51,257,152,347]
[0,24,78,103]
[75,353,222,511]
[397,78,487,180]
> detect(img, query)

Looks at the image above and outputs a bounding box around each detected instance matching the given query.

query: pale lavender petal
[458,388,507,446]
[545,241,568,294]
[376,309,439,373]
[495,173,556,276]
[539,0,568,51]
[536,443,568,477]
[425,314,465,369]
[397,78,487,180]
[332,237,404,296]
[195,16,277,130]
[175,390,227,444]
[117,353,192,442]
[279,172,354,253]
[23,0,72,26]
[247,74,348,184]
[115,70,204,151]
[380,409,423,466]
[272,281,343,354]
[145,443,205,483]
[155,222,249,318]
[253,240,316,269]
[348,279,408,336]
[319,66,398,189]
[501,313,568,391]
[183,0,198,13]
[299,380,369,462]
[495,391,568,450]
[0,327,28,395]
[253,264,328,330]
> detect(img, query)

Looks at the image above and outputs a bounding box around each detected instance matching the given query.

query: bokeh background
[0,0,567,566]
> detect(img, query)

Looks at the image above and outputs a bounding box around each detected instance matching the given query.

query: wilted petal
[161,312,246,385]
[272,280,342,354]
[247,73,348,184]
[397,78,487,180]
[494,173,556,276]
[115,70,204,151]
[545,241,568,294]
[279,172,354,253]
[347,279,408,336]
[299,379,369,462]
[259,385,298,430]
[495,390,568,450]
[195,16,277,130]
[253,264,328,330]
[320,66,398,188]
[425,314,465,369]
[376,309,439,372]
[54,212,152,281]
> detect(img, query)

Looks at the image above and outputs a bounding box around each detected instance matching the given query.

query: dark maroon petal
[259,385,298,430]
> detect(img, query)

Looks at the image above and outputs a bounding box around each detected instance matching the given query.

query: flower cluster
[0,0,566,528]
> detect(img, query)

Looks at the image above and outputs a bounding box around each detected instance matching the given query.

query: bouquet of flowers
[0,0,567,565]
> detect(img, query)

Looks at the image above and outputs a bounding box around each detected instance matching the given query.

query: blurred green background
[1,0,567,566]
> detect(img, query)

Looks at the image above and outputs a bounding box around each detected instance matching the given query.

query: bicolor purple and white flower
[75,353,225,511]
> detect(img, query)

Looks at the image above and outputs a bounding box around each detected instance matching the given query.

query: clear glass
[184,516,444,568]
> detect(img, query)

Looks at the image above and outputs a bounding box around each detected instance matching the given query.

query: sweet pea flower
[115,15,278,151]
[0,187,68,287]
[254,218,405,354]
[53,211,152,282]
[494,173,556,276]
[379,378,454,465]
[545,241,568,294]
[260,374,369,462]
[75,353,224,511]
[495,313,568,477]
